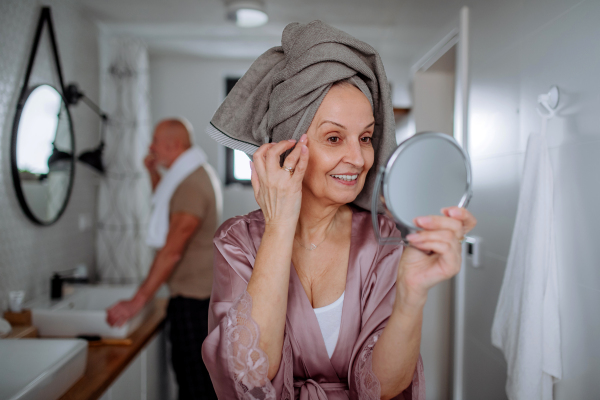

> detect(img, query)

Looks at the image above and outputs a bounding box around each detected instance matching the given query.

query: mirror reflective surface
[12,84,74,225]
[373,132,472,243]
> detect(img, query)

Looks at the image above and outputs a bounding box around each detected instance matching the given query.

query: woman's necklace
[294,222,333,251]
[294,235,327,251]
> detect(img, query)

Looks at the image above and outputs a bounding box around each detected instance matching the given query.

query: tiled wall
[0,0,99,309]
[421,0,600,398]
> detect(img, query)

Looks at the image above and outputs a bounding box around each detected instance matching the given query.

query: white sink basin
[29,285,155,339]
[0,339,87,400]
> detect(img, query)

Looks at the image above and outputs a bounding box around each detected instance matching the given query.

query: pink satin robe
[201,207,425,400]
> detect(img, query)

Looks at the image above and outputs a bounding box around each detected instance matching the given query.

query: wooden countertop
[5,325,38,339]
[58,298,168,400]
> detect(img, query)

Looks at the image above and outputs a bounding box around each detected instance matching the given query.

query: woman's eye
[361,136,372,144]
[327,136,340,144]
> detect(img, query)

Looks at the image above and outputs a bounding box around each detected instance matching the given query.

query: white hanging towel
[146,146,207,248]
[491,121,561,400]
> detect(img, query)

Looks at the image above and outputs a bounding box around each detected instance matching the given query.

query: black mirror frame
[10,7,75,226]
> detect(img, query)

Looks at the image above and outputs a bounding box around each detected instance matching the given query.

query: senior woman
[202,21,476,400]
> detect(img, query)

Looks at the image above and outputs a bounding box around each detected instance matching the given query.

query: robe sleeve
[349,216,426,400]
[201,217,294,400]
[353,330,425,400]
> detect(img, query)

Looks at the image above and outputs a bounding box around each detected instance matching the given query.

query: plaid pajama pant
[167,296,218,400]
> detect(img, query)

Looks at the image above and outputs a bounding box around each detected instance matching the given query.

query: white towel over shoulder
[491,129,561,400]
[146,146,207,249]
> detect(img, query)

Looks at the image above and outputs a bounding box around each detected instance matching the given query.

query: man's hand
[106,213,201,327]
[144,152,161,190]
[106,295,146,327]
[144,153,158,173]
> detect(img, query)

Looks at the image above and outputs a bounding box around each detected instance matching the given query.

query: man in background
[107,118,222,400]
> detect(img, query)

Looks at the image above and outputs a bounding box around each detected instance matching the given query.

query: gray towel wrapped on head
[206,20,396,211]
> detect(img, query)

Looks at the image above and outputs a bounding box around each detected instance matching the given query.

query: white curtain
[96,36,153,283]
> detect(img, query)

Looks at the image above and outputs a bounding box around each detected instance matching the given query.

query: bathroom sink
[29,285,155,339]
[0,339,87,400]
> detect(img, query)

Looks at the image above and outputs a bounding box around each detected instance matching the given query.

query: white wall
[419,1,600,398]
[413,46,456,136]
[381,55,413,108]
[0,0,100,309]
[414,70,456,135]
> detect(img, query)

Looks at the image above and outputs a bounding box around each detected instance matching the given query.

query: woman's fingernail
[406,233,419,241]
[301,145,308,153]
[449,208,462,217]
[288,139,296,143]
[416,216,431,226]
[299,134,307,143]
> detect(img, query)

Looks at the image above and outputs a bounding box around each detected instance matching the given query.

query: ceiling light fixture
[226,0,268,28]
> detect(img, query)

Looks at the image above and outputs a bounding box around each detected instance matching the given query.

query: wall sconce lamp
[64,83,108,174]
[47,144,73,169]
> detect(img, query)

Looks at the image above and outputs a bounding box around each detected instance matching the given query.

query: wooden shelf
[393,107,411,125]
[58,298,168,400]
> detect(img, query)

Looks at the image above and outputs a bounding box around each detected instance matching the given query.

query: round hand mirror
[11,84,75,225]
[372,132,472,244]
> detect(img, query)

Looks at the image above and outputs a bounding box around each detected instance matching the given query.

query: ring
[282,165,295,176]
[459,236,466,244]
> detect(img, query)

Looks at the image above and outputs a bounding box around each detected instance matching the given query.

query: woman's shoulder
[214,209,265,243]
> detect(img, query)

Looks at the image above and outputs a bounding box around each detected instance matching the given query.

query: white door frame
[411,6,470,400]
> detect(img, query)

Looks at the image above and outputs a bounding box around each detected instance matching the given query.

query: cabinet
[99,329,173,400]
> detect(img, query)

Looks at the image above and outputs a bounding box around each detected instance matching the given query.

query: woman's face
[303,83,375,206]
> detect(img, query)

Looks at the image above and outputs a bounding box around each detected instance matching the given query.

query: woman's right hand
[250,134,309,228]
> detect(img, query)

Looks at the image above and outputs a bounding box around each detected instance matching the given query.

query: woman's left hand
[396,206,477,308]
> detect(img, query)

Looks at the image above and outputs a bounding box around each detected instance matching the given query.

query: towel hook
[537,86,559,118]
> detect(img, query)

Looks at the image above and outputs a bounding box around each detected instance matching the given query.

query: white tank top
[313,291,345,358]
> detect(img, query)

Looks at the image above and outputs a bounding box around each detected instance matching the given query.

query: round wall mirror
[372,131,472,244]
[11,84,75,225]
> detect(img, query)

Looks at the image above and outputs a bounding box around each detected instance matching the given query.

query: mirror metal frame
[10,6,76,226]
[11,84,75,225]
[372,131,472,245]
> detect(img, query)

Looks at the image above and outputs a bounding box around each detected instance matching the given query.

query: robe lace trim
[281,327,294,400]
[354,332,382,400]
[224,290,294,400]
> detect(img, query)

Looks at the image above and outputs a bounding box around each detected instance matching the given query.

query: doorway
[407,7,470,400]
[412,43,457,400]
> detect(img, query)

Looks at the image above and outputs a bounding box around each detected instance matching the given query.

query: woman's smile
[330,173,360,185]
